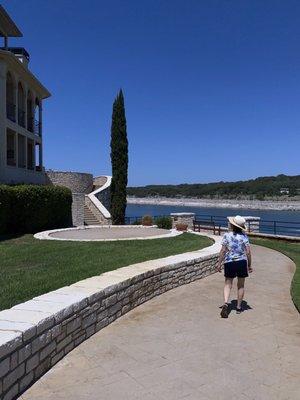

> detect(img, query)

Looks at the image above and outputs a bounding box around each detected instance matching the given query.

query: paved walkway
[22,245,300,400]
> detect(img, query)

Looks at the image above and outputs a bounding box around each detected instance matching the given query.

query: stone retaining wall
[0,234,220,400]
[45,171,93,194]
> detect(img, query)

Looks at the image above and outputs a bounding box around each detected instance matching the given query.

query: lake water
[126,203,300,236]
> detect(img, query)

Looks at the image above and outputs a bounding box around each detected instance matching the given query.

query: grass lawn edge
[0,233,214,311]
[251,238,300,313]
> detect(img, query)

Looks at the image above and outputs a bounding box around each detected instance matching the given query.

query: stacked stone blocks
[0,238,220,400]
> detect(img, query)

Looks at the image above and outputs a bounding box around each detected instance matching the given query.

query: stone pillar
[72,193,85,226]
[227,216,260,233]
[170,213,195,230]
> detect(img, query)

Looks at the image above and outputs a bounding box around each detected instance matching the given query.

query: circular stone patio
[34,226,181,241]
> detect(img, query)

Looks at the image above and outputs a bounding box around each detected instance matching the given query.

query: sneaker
[220,304,229,318]
[236,308,242,314]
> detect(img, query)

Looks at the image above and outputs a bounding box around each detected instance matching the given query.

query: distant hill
[127,175,300,200]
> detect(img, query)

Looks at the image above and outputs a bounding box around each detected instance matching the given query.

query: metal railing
[27,117,41,135]
[125,214,300,237]
[194,214,300,237]
[34,120,41,136]
[6,103,16,122]
[250,220,300,237]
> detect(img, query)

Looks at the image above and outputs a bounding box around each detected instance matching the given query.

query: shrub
[155,216,172,230]
[175,223,188,231]
[0,185,72,234]
[131,220,141,225]
[142,215,153,226]
[0,186,13,234]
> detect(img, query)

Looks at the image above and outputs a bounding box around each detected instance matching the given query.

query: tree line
[127,174,300,199]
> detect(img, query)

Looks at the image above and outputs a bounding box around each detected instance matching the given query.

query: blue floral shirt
[221,232,249,263]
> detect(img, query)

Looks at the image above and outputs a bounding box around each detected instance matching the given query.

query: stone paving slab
[22,245,300,400]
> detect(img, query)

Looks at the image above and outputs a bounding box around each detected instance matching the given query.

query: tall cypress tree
[110,90,128,224]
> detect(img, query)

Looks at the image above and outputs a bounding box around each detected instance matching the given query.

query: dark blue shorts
[224,259,248,278]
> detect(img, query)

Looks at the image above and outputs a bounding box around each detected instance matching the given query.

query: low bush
[142,215,153,226]
[131,220,141,225]
[0,186,13,234]
[175,223,188,231]
[0,185,72,234]
[155,216,172,229]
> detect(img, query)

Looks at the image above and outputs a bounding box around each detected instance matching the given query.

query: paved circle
[48,226,173,240]
[22,245,300,400]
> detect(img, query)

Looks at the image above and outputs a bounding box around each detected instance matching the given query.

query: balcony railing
[18,109,26,128]
[34,120,41,136]
[27,117,41,135]
[6,103,16,122]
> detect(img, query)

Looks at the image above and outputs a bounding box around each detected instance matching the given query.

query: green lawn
[0,233,212,311]
[251,238,300,312]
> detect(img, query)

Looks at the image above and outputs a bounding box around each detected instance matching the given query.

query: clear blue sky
[3,0,300,186]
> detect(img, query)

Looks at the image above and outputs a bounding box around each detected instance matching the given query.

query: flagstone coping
[34,226,182,242]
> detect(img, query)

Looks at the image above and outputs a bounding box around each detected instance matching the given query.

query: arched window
[6,72,15,122]
[27,91,34,132]
[18,82,26,127]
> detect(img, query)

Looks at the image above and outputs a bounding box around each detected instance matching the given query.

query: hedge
[0,185,72,234]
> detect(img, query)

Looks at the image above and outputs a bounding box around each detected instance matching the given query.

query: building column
[15,76,19,125]
[15,131,18,168]
[32,140,36,171]
[25,137,28,169]
[38,101,43,169]
[39,100,43,136]
[39,142,43,169]
[0,61,7,175]
[24,83,28,130]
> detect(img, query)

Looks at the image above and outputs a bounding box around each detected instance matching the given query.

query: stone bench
[0,233,221,400]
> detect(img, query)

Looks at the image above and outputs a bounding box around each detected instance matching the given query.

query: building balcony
[27,117,41,136]
[6,103,16,122]
[35,120,41,136]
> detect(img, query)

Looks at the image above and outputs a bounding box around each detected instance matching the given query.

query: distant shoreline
[127,197,300,211]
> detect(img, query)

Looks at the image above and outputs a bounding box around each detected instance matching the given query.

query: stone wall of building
[0,236,220,399]
[45,171,93,194]
[93,176,107,189]
[72,194,85,227]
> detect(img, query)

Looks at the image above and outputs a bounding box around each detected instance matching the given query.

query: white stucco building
[0,5,50,184]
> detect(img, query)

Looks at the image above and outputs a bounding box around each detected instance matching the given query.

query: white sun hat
[228,215,247,231]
